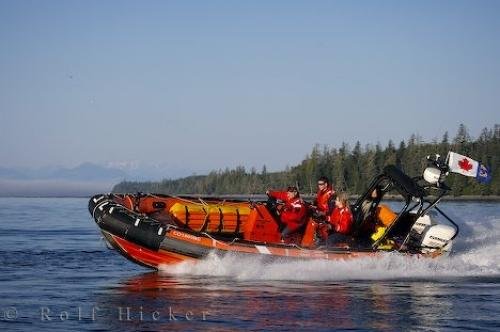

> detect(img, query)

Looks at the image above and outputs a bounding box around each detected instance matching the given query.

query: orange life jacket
[314,186,336,214]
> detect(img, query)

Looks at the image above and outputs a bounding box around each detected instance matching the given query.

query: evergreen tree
[396,140,406,170]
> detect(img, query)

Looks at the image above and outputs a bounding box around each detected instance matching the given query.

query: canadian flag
[447,152,479,177]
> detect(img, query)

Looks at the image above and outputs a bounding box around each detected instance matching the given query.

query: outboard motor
[407,214,455,254]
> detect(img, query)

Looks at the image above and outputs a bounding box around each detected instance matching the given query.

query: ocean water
[0,198,499,331]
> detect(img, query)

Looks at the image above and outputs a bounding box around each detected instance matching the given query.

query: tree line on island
[113,124,500,196]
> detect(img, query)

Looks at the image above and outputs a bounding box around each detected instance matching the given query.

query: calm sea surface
[0,197,499,331]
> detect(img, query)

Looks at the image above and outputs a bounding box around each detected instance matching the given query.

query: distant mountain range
[0,162,195,197]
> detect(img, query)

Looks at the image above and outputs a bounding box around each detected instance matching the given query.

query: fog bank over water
[0,161,187,197]
[0,179,115,197]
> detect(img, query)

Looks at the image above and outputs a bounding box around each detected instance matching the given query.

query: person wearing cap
[313,176,336,217]
[266,186,307,239]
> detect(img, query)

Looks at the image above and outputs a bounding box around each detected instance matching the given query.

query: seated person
[359,186,383,232]
[318,192,354,245]
[312,176,336,219]
[266,186,307,239]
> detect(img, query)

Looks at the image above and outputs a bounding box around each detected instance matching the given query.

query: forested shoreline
[113,124,499,196]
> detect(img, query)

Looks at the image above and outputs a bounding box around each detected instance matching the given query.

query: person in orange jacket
[313,176,336,218]
[266,186,307,239]
[318,192,353,244]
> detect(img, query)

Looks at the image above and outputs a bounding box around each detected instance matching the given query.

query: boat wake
[160,214,500,281]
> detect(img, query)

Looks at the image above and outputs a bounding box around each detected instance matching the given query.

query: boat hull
[89,194,442,270]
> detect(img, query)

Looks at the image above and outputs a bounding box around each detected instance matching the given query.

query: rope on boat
[227,237,241,245]
[92,201,109,219]
[201,232,222,247]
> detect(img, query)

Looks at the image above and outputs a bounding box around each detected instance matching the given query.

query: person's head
[370,186,383,199]
[335,192,349,208]
[286,186,299,199]
[317,176,330,191]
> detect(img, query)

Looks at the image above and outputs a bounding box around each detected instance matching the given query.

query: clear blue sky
[1,0,499,175]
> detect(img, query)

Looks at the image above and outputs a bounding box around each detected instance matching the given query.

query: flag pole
[445,151,451,166]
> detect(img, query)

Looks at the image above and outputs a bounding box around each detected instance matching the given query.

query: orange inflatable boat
[88,163,460,270]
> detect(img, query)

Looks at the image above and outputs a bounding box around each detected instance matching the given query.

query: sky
[1,0,499,176]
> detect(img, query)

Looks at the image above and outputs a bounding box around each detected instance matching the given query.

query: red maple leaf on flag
[458,158,473,171]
